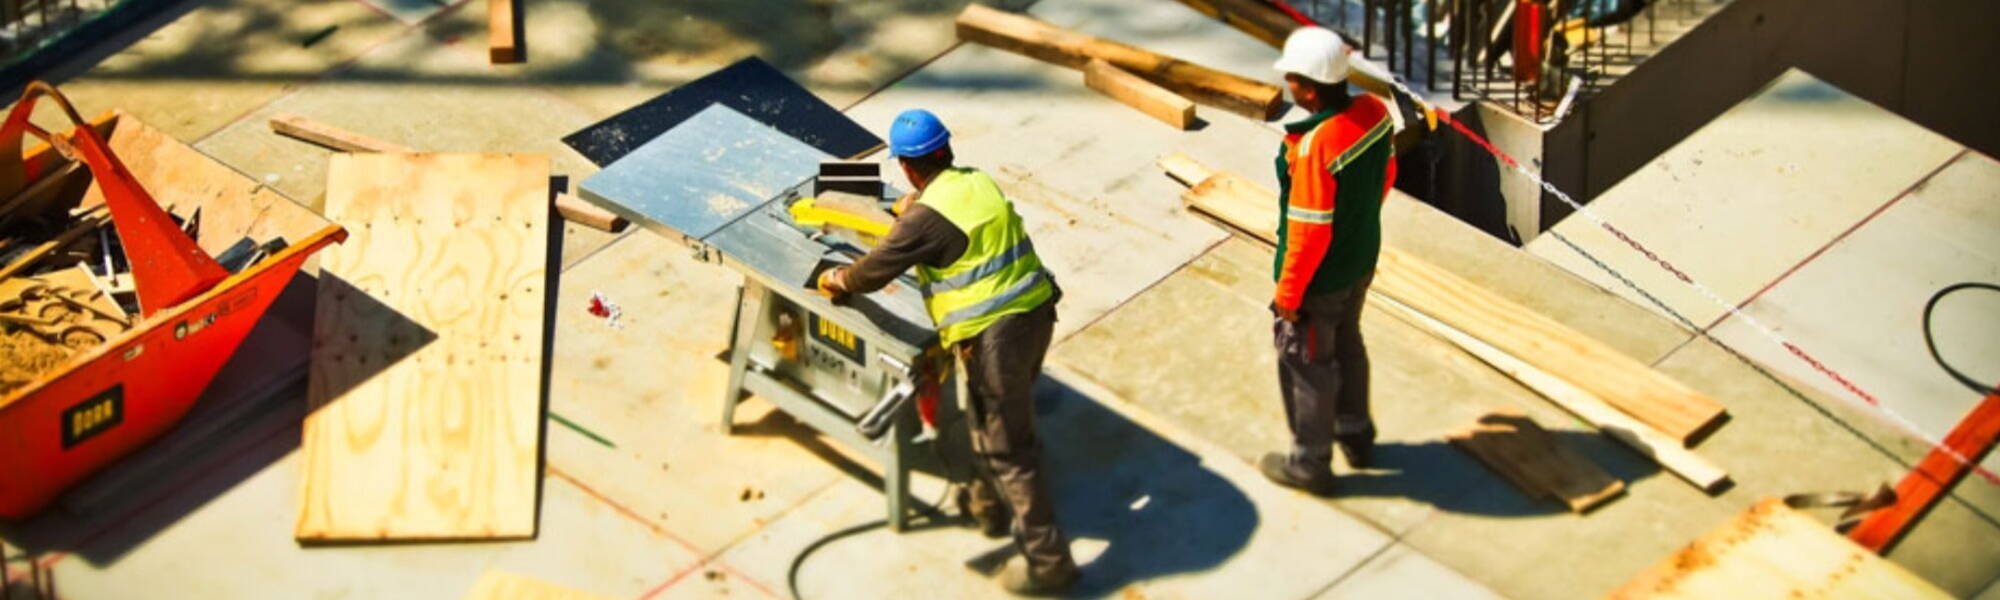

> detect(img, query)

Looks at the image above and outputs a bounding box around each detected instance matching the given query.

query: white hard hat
[1273,26,1350,84]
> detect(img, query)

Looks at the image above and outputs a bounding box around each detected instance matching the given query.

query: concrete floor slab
[1525,69,1967,328]
[40,426,701,599]
[712,371,1407,599]
[1708,151,2000,472]
[417,0,1029,119]
[1316,542,1503,600]
[189,26,617,266]
[1651,337,2000,596]
[842,38,1280,341]
[36,0,410,143]
[537,231,854,556]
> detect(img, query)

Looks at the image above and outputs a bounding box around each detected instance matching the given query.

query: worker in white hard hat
[1261,26,1398,496]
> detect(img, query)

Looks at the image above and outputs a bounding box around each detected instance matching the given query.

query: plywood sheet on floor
[1611,498,1951,599]
[299,153,551,541]
[1709,151,2000,472]
[1524,69,1967,328]
[190,28,614,268]
[26,0,407,142]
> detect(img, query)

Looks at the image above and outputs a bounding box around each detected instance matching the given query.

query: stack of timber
[298,153,551,542]
[1157,154,1730,492]
[956,4,1283,120]
[1611,498,1952,599]
[1450,410,1625,512]
[270,113,625,233]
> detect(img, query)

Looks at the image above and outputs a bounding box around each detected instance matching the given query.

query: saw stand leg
[719,281,765,435]
[885,416,911,531]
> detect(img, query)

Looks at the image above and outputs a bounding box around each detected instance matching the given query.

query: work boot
[999,558,1078,597]
[956,486,1010,539]
[1338,437,1374,470]
[1259,452,1336,496]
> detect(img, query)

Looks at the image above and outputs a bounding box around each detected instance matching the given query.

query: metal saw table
[580,104,966,530]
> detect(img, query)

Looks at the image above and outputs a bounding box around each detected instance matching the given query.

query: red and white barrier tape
[1355,60,2000,486]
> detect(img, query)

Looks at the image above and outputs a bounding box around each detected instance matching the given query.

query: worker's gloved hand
[1271,301,1301,323]
[816,267,850,302]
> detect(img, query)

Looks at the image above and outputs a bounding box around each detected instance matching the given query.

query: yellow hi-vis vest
[914,168,1054,348]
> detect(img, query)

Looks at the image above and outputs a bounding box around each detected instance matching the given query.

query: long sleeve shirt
[1272,94,1398,312]
[839,203,967,294]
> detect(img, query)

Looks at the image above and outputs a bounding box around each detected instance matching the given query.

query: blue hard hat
[889,109,950,158]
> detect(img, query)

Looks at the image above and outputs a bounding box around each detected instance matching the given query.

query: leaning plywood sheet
[1157,155,1728,444]
[1448,411,1625,512]
[1611,498,1952,599]
[299,153,551,541]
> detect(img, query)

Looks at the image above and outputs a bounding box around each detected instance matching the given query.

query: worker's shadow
[959,376,1261,596]
[1333,427,1667,517]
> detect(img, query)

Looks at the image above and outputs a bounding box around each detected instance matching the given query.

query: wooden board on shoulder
[298,153,551,541]
[1611,498,1952,599]
[1156,154,1728,445]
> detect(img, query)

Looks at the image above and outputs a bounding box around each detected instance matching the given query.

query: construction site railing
[1287,0,1728,124]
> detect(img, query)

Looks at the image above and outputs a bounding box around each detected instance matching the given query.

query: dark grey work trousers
[1274,273,1375,469]
[959,299,1077,580]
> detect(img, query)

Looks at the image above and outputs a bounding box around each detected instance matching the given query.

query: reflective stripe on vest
[922,236,1037,295]
[913,168,1053,348]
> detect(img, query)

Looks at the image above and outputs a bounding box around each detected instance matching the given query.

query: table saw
[580,104,970,530]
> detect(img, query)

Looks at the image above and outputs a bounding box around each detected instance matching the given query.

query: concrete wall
[1539,0,2000,229]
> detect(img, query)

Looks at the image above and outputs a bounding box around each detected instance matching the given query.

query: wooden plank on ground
[462,570,613,600]
[1169,0,1302,47]
[1448,410,1625,512]
[1155,154,1729,445]
[298,153,550,541]
[554,193,626,233]
[1848,389,2000,552]
[1376,295,1729,492]
[488,0,519,63]
[956,4,1282,119]
[1612,498,1953,599]
[268,112,413,153]
[1083,58,1196,129]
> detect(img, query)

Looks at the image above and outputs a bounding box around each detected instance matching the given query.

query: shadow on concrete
[0,274,319,566]
[1031,377,1259,596]
[1336,427,1664,517]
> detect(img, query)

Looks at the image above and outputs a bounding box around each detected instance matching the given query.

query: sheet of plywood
[1448,411,1625,512]
[462,571,612,600]
[298,153,550,541]
[1611,498,1952,599]
[1158,155,1728,444]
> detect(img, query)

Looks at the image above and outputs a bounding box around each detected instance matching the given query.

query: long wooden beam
[1169,0,1302,47]
[1378,295,1729,492]
[1155,154,1728,445]
[956,4,1283,120]
[1848,389,2000,553]
[1083,59,1197,129]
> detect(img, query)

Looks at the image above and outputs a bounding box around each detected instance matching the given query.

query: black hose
[1922,282,2000,395]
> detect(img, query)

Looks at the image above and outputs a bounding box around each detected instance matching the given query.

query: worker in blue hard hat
[817,109,1078,595]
